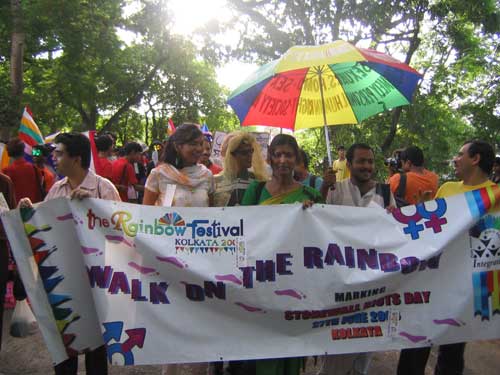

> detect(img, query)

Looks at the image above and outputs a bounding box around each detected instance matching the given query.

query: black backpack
[309,175,317,189]
[375,183,392,209]
[394,173,410,207]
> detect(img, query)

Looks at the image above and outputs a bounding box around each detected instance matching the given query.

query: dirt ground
[1,308,499,374]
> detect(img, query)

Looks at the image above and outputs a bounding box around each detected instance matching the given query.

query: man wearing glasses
[19,132,120,374]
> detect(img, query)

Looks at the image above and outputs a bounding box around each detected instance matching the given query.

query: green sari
[241,180,324,206]
[239,181,323,375]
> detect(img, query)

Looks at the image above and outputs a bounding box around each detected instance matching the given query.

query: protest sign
[2,186,500,366]
[251,131,270,162]
[211,131,226,167]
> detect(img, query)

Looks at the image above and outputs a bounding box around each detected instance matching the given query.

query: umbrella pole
[324,124,333,166]
[317,67,333,165]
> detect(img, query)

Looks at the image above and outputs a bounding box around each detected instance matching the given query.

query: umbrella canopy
[228,40,422,133]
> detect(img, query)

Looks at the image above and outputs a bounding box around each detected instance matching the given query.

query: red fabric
[97,157,113,180]
[87,130,102,175]
[2,159,43,204]
[111,157,138,202]
[358,47,422,75]
[209,163,222,175]
[38,166,56,192]
[241,68,308,130]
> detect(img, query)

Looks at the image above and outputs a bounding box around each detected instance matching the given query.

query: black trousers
[397,343,466,375]
[435,343,466,375]
[0,242,8,351]
[397,347,431,375]
[54,345,108,375]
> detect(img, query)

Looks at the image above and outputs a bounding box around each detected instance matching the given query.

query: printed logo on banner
[87,208,245,255]
[470,216,500,320]
[103,321,146,365]
[392,199,448,240]
[469,215,500,268]
[472,270,500,321]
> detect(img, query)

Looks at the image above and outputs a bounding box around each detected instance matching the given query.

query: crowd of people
[0,122,499,375]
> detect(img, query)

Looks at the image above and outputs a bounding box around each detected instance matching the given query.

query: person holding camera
[32,144,56,195]
[388,146,438,207]
[384,150,403,181]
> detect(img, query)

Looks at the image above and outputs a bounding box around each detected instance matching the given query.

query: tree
[0,0,235,141]
[208,0,499,159]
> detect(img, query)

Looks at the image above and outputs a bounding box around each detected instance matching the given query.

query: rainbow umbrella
[228,40,422,163]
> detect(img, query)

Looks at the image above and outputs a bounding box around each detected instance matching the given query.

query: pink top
[45,170,121,201]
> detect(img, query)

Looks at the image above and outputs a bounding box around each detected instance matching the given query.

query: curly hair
[223,131,268,182]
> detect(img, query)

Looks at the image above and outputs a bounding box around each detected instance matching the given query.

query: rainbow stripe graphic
[473,270,500,320]
[21,207,82,357]
[465,184,500,219]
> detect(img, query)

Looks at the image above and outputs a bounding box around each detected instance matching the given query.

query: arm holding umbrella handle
[320,168,337,199]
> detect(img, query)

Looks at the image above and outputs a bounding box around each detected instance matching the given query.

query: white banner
[2,185,500,366]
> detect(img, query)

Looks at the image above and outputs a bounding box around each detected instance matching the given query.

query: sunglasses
[233,148,254,156]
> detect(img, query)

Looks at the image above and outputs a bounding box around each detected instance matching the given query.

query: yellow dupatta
[259,186,304,205]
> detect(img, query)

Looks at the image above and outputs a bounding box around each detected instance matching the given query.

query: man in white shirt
[19,132,120,374]
[327,143,395,208]
[321,143,395,375]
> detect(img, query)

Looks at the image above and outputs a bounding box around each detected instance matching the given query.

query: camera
[384,150,403,171]
[384,157,401,169]
[31,147,42,157]
[32,144,55,158]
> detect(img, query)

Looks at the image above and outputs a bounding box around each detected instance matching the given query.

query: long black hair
[161,123,203,169]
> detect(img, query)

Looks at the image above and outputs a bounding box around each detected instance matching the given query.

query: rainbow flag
[465,184,500,218]
[0,142,9,169]
[0,107,44,168]
[19,106,44,156]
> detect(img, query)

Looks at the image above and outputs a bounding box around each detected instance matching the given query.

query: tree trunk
[99,65,161,133]
[151,109,157,141]
[1,0,25,139]
[380,6,423,154]
[145,113,149,145]
[10,0,24,99]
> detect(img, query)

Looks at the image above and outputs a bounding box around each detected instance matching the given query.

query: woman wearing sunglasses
[213,131,268,207]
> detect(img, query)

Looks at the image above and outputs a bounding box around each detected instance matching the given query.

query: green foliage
[1,0,498,183]
[213,0,500,181]
[0,0,235,142]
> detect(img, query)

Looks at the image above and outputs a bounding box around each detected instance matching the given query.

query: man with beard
[320,143,395,375]
[397,139,496,375]
[326,143,395,208]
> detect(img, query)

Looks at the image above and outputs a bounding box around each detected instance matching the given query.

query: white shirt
[45,170,121,202]
[326,178,395,208]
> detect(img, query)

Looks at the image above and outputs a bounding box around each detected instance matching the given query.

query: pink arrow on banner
[121,328,146,353]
